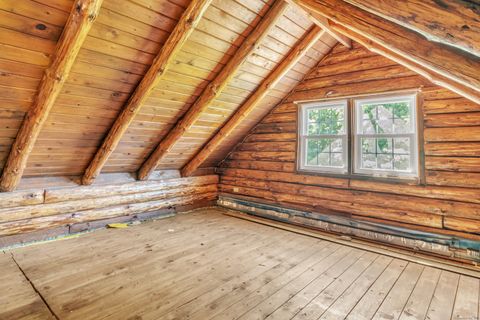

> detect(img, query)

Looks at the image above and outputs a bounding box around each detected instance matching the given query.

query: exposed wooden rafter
[292,0,480,104]
[0,0,104,192]
[137,0,289,181]
[286,0,350,48]
[342,0,480,57]
[81,0,213,186]
[181,25,324,177]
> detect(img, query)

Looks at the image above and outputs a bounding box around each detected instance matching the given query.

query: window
[354,94,418,177]
[298,100,348,174]
[298,93,419,180]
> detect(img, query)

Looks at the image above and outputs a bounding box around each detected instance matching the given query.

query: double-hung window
[298,92,419,180]
[298,100,348,174]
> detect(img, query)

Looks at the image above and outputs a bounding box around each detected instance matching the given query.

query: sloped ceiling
[1,0,478,189]
[0,0,336,180]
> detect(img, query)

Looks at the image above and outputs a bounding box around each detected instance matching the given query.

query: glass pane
[307,106,345,135]
[394,138,410,154]
[305,138,344,168]
[362,138,376,154]
[331,139,343,153]
[308,123,319,135]
[362,119,376,134]
[318,153,330,166]
[394,154,411,171]
[361,154,377,169]
[359,137,414,173]
[394,118,411,134]
[331,153,344,167]
[360,100,412,134]
[378,154,393,169]
[377,105,393,134]
[377,138,393,154]
[306,139,318,165]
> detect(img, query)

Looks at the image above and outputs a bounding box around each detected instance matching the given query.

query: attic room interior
[1,0,480,318]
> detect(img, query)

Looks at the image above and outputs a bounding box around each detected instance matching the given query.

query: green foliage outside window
[306,107,343,165]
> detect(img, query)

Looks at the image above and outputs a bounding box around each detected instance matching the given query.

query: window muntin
[299,100,348,173]
[298,93,419,180]
[354,94,418,178]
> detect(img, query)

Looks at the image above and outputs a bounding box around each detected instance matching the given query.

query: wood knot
[35,24,47,31]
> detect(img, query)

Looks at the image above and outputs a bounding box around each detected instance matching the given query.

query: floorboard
[1,207,479,320]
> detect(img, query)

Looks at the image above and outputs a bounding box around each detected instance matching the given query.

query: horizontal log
[424,127,480,142]
[219,184,441,228]
[220,194,480,243]
[221,165,480,205]
[262,112,297,124]
[253,122,297,134]
[422,88,460,101]
[318,46,374,66]
[425,157,480,173]
[348,179,480,205]
[423,98,480,114]
[218,167,348,189]
[427,171,480,188]
[289,76,430,102]
[0,189,44,209]
[244,133,297,142]
[424,112,480,128]
[0,192,217,236]
[221,175,480,220]
[425,142,480,157]
[45,175,218,203]
[236,142,296,152]
[444,216,480,234]
[228,151,295,162]
[272,103,297,114]
[222,160,296,172]
[0,184,218,224]
[298,64,415,91]
[307,55,396,79]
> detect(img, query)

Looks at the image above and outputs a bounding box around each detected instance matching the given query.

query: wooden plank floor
[1,207,480,320]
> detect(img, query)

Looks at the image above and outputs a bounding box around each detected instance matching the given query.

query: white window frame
[353,93,418,178]
[298,100,348,174]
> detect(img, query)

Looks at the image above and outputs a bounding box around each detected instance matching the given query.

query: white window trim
[353,93,418,179]
[298,100,348,174]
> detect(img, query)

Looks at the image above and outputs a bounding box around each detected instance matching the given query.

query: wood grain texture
[342,0,480,57]
[2,209,479,319]
[0,172,217,237]
[293,0,480,104]
[181,25,324,177]
[219,42,480,244]
[81,0,213,185]
[137,0,289,180]
[0,0,104,192]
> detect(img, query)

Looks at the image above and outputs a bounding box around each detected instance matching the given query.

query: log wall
[218,42,480,260]
[0,171,218,246]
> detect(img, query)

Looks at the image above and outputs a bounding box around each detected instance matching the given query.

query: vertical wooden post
[0,0,104,192]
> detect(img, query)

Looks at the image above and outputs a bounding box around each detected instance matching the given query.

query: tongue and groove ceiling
[0,0,479,191]
[0,0,336,179]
